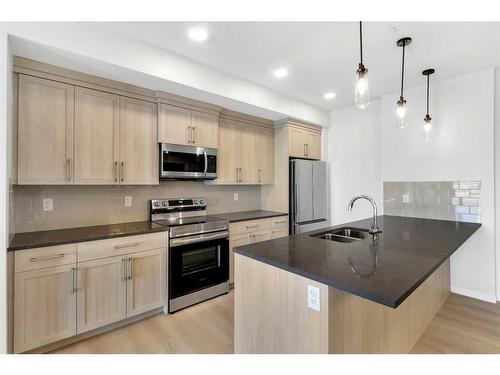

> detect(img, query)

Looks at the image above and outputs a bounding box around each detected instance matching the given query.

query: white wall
[495,68,500,301]
[329,69,497,303]
[329,100,382,225]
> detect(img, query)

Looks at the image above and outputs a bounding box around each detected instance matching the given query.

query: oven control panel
[151,197,207,211]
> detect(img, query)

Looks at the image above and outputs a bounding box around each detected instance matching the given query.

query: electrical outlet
[307,285,320,312]
[402,193,410,203]
[124,196,132,207]
[42,198,53,212]
[233,192,239,201]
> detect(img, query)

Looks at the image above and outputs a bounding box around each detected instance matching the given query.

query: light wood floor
[51,292,500,354]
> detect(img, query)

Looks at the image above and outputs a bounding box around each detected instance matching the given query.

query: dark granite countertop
[8,221,167,251]
[233,215,481,308]
[212,210,288,223]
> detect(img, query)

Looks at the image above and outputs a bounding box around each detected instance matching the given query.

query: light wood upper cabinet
[158,104,192,146]
[18,75,74,185]
[74,87,120,185]
[288,124,321,160]
[76,256,127,334]
[192,111,218,148]
[119,97,158,185]
[158,104,219,148]
[306,131,321,160]
[126,248,166,318]
[14,263,77,353]
[216,118,274,185]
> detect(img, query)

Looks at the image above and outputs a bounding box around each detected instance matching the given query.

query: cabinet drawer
[15,244,77,273]
[78,232,167,262]
[230,218,272,236]
[271,216,288,229]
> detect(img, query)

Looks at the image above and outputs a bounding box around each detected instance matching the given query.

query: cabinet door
[158,104,192,146]
[217,120,241,184]
[229,233,252,284]
[240,125,259,184]
[14,264,76,353]
[126,248,166,317]
[288,126,306,158]
[306,131,321,160]
[74,87,120,185]
[76,256,127,334]
[119,97,158,185]
[192,111,219,149]
[257,127,274,184]
[18,75,74,185]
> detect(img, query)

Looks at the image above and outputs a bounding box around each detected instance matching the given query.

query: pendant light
[422,68,435,141]
[396,37,412,128]
[355,21,370,109]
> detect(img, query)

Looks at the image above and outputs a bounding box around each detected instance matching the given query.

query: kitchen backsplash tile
[13,182,262,233]
[384,181,481,223]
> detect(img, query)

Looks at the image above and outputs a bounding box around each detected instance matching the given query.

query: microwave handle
[203,149,208,176]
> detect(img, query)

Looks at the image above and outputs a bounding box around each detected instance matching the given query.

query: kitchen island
[233,215,481,353]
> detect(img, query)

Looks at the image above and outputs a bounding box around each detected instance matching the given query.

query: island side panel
[329,259,450,354]
[234,254,330,354]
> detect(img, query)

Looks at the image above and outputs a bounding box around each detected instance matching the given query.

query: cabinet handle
[66,158,71,181]
[120,161,124,182]
[258,168,261,183]
[246,224,259,229]
[114,242,139,250]
[29,253,65,262]
[274,220,286,224]
[239,168,242,183]
[128,258,133,280]
[235,168,238,183]
[192,126,196,144]
[307,144,310,157]
[71,267,76,294]
[114,161,118,182]
[121,258,126,282]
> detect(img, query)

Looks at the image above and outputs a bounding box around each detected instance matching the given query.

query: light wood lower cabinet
[13,233,167,353]
[14,263,77,353]
[229,216,288,285]
[126,248,167,317]
[76,256,127,334]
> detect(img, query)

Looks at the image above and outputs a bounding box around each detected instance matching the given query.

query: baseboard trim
[451,286,497,303]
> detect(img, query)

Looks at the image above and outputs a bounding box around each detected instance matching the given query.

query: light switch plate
[42,198,53,212]
[233,192,239,201]
[124,196,132,207]
[307,285,320,312]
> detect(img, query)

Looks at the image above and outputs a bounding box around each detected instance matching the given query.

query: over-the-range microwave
[159,143,217,180]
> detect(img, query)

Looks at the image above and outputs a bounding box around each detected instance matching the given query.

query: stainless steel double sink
[311,227,372,243]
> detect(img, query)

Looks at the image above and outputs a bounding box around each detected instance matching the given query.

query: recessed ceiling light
[272,67,289,79]
[187,26,209,42]
[323,92,337,100]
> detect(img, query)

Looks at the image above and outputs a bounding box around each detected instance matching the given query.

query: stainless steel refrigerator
[290,159,328,234]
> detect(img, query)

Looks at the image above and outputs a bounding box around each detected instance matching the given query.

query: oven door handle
[203,149,208,177]
[170,231,229,247]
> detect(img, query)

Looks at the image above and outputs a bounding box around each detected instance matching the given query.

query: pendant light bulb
[355,22,370,109]
[397,98,407,129]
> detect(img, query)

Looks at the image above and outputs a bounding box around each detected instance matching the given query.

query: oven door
[160,143,217,180]
[169,231,229,300]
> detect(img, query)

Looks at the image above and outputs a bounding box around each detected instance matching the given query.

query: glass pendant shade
[397,98,407,129]
[423,115,432,141]
[355,65,370,109]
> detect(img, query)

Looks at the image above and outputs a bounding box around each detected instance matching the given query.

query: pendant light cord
[426,74,430,116]
[400,41,405,99]
[359,21,363,64]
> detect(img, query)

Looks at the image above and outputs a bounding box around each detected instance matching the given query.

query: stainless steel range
[150,198,229,313]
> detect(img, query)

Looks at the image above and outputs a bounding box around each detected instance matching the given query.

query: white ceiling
[101,22,500,111]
